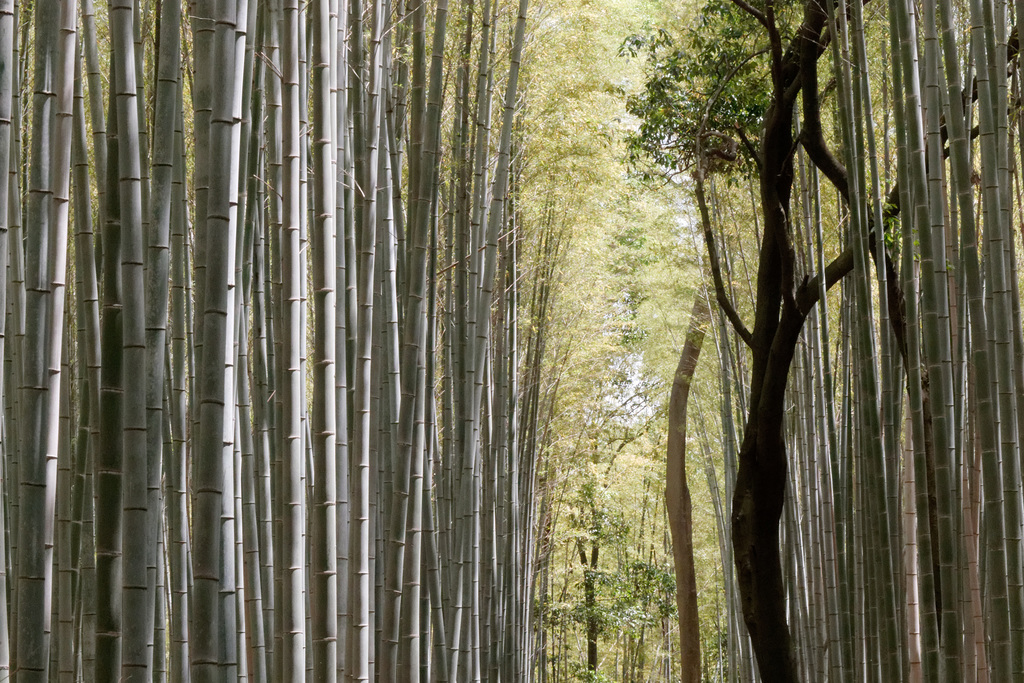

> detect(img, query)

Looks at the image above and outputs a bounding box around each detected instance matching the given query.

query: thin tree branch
[728,0,770,31]
[799,0,849,198]
[688,50,768,348]
[693,140,752,346]
[734,124,759,162]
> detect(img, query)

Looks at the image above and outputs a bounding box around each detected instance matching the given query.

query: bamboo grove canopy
[0,0,539,680]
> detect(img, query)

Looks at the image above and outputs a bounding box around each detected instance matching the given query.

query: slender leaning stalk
[167,97,191,683]
[248,70,276,676]
[380,0,449,677]
[348,0,382,672]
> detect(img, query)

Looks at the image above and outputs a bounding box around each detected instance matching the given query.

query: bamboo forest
[4,0,1024,680]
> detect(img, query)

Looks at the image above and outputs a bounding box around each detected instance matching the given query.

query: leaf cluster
[600,560,677,626]
[621,1,773,180]
[544,558,676,636]
[568,479,631,545]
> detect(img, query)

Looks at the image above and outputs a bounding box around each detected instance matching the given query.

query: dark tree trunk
[726,3,829,681]
[709,1,933,678]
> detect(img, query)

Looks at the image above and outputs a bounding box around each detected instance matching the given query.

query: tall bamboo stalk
[309,0,338,668]
[15,1,75,680]
[110,0,152,678]
[191,1,246,679]
[0,0,16,670]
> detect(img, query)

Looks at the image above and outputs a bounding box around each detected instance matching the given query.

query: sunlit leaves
[621,2,772,179]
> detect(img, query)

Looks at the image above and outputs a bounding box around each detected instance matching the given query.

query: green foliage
[519,0,732,679]
[600,559,677,627]
[568,479,631,545]
[544,556,676,652]
[566,662,618,683]
[620,1,771,179]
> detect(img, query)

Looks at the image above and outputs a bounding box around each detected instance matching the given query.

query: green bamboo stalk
[277,0,307,677]
[333,0,352,674]
[443,0,475,506]
[311,0,339,679]
[79,464,97,681]
[901,407,922,682]
[189,3,213,398]
[0,0,15,671]
[153,506,168,683]
[237,303,268,683]
[81,0,108,237]
[378,104,405,680]
[348,0,382,672]
[191,0,246,678]
[56,334,74,683]
[166,94,191,683]
[95,54,127,683]
[892,0,964,674]
[110,0,154,678]
[886,12,941,676]
[71,26,104,683]
[388,0,449,677]
[130,0,148,226]
[249,126,276,680]
[5,0,24,605]
[227,8,255,669]
[140,0,181,676]
[16,1,75,679]
[845,0,904,672]
[919,20,965,681]
[934,0,1000,676]
[52,8,78,681]
[236,12,268,682]
[232,441,248,683]
[261,4,285,678]
[970,0,1024,672]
